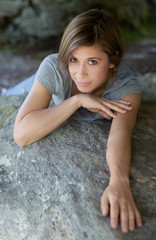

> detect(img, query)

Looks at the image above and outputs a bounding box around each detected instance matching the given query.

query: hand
[78,94,132,119]
[101,179,142,233]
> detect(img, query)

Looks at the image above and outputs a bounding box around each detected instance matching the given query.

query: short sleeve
[35,54,59,95]
[103,64,141,100]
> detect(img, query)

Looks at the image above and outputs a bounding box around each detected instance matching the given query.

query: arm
[14,80,134,147]
[101,93,142,233]
[14,79,82,146]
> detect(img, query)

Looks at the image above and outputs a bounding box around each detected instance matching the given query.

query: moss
[1,106,16,118]
[0,107,16,130]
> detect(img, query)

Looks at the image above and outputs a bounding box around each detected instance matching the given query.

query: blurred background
[0,0,156,94]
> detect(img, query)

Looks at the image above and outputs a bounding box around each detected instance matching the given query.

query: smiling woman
[13,9,142,233]
[58,9,124,80]
[68,45,114,95]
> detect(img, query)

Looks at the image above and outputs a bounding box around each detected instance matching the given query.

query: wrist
[73,93,84,108]
[110,173,130,186]
[107,162,130,185]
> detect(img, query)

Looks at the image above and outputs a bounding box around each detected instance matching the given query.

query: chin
[76,85,92,92]
[78,88,92,94]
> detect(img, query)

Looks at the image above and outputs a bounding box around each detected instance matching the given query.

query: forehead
[71,44,108,59]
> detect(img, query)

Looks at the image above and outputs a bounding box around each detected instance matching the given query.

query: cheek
[91,68,106,78]
[92,67,110,82]
[68,65,76,76]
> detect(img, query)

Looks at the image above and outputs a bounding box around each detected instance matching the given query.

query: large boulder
[0,94,156,239]
[0,0,151,43]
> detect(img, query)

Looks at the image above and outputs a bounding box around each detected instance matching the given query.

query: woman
[14,9,142,233]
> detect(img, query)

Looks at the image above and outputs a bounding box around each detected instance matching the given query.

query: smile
[76,80,91,87]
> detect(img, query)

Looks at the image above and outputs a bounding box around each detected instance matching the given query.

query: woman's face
[68,44,114,95]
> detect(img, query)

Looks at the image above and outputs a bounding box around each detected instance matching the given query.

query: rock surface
[137,73,156,102]
[0,51,40,93]
[0,95,26,129]
[0,0,153,43]
[0,94,156,240]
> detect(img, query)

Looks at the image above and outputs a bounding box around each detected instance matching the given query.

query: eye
[88,60,97,65]
[69,57,77,63]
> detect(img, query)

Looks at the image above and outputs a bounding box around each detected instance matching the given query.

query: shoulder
[40,53,59,71]
[117,63,136,80]
[35,53,66,95]
[103,63,141,100]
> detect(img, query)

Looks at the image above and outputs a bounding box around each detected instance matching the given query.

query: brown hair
[58,9,124,79]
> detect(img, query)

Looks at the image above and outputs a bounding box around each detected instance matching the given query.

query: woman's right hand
[78,94,133,119]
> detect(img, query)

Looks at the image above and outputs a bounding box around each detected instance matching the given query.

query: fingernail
[123,228,128,233]
[130,226,135,231]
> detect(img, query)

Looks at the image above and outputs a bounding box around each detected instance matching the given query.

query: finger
[100,106,117,118]
[98,110,112,120]
[110,201,119,229]
[107,101,132,111]
[112,101,132,110]
[128,206,135,231]
[101,193,110,216]
[114,103,132,111]
[103,98,131,105]
[135,207,142,227]
[120,204,129,233]
[113,100,131,105]
[101,100,132,113]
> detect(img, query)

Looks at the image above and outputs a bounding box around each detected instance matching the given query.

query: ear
[109,51,119,69]
[109,63,115,69]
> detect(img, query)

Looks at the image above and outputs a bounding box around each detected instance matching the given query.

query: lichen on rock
[0,95,26,129]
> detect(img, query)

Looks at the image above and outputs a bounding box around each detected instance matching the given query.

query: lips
[76,80,91,87]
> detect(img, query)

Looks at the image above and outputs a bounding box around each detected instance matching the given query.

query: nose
[77,63,87,78]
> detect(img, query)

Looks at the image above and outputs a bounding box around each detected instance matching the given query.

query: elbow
[14,129,29,147]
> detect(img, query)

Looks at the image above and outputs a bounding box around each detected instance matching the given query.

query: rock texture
[0,94,156,240]
[0,0,153,43]
[0,95,26,129]
[0,51,41,94]
[137,73,156,102]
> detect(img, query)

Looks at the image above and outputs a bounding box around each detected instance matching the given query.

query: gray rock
[0,0,24,18]
[0,95,26,129]
[0,51,40,94]
[0,95,156,239]
[0,0,152,43]
[137,73,156,102]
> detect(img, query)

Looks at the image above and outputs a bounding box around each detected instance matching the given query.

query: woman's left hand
[101,179,142,233]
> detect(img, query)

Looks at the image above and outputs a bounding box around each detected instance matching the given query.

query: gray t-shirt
[36,53,141,120]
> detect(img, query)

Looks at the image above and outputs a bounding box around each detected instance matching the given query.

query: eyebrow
[70,55,102,60]
[87,57,102,60]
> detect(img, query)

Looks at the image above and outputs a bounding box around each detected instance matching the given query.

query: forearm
[106,129,132,183]
[14,95,81,146]
[101,94,142,232]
